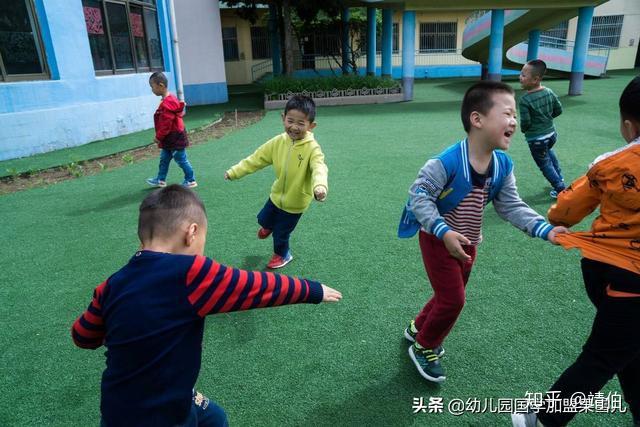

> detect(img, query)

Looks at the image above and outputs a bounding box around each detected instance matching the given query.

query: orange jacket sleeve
[547,175,601,227]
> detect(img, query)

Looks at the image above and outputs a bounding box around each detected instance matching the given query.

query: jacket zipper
[281,139,294,209]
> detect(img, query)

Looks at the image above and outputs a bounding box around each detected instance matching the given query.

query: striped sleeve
[71,281,107,349]
[185,256,324,317]
[519,98,531,133]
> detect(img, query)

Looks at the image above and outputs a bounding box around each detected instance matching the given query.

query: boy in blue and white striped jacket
[398,81,567,383]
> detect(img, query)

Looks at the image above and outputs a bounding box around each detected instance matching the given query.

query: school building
[0,0,226,161]
[222,0,639,85]
[0,0,638,161]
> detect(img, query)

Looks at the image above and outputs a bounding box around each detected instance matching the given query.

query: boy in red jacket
[146,72,197,188]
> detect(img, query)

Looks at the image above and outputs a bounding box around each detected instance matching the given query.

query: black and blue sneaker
[408,343,446,383]
[404,320,444,357]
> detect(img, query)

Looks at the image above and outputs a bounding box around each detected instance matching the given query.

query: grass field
[0,70,637,426]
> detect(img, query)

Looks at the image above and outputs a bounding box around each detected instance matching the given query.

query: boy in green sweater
[519,59,566,198]
[225,95,328,269]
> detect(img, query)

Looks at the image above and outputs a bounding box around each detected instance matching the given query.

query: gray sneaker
[403,320,444,357]
[408,343,446,383]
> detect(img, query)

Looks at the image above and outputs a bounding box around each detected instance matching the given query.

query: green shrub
[263,75,400,95]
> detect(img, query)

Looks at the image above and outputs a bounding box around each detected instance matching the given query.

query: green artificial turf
[0,88,264,178]
[0,70,638,426]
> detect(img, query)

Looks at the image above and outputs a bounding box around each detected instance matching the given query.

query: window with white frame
[590,15,624,48]
[222,27,239,61]
[0,0,48,82]
[419,22,457,53]
[82,0,163,75]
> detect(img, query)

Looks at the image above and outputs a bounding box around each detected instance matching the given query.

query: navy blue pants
[257,198,302,257]
[100,391,227,427]
[537,259,640,426]
[527,133,565,192]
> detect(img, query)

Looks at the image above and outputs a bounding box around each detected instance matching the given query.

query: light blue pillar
[527,29,540,61]
[402,11,416,101]
[367,7,377,75]
[488,9,504,82]
[342,8,350,74]
[269,4,281,75]
[569,6,595,95]
[381,9,393,77]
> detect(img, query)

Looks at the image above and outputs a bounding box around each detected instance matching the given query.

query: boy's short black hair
[138,185,207,243]
[619,75,640,123]
[461,81,515,133]
[284,95,316,122]
[149,71,168,87]
[526,59,547,78]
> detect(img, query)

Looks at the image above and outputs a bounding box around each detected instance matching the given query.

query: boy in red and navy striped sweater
[71,185,341,427]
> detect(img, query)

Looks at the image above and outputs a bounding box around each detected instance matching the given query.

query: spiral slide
[462,4,609,77]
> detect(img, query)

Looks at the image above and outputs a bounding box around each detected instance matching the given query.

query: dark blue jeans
[527,133,565,192]
[157,148,195,182]
[179,392,228,427]
[257,198,302,257]
[100,392,228,427]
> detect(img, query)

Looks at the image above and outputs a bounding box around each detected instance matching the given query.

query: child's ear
[185,223,198,246]
[309,122,316,130]
[281,112,285,121]
[622,119,640,142]
[469,111,482,129]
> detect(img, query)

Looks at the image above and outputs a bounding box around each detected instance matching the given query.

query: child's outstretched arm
[310,146,328,201]
[492,171,555,241]
[71,281,107,349]
[548,175,600,227]
[184,256,341,318]
[225,139,274,180]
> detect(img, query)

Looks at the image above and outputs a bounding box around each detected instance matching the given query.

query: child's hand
[224,172,230,180]
[314,186,327,202]
[321,284,342,302]
[442,230,472,261]
[547,226,570,244]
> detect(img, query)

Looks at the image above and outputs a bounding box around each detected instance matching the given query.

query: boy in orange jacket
[512,76,640,427]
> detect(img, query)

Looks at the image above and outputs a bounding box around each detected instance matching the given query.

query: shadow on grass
[68,189,148,216]
[521,189,557,208]
[238,255,268,271]
[297,339,443,427]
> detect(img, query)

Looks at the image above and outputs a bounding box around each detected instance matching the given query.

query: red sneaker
[257,227,272,239]
[266,252,293,269]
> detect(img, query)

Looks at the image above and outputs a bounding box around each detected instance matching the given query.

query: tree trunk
[282,0,294,75]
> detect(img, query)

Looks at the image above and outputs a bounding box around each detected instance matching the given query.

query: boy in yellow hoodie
[225,95,328,269]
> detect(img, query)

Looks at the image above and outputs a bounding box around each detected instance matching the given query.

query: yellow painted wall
[220,10,271,85]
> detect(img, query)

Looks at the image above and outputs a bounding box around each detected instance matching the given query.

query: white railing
[251,59,273,82]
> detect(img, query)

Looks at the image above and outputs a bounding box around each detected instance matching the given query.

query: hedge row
[263,75,400,95]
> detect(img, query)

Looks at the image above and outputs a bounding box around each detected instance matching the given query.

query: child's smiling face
[478,92,518,151]
[282,109,316,140]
